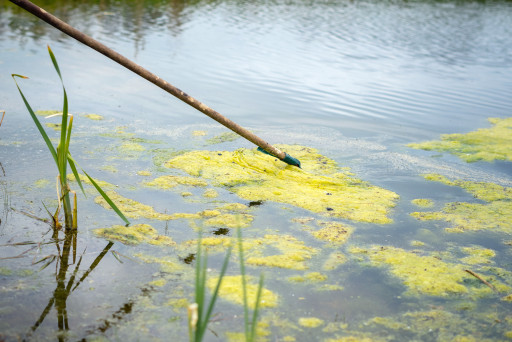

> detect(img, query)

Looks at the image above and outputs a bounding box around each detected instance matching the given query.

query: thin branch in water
[465,269,497,292]
[0,110,5,127]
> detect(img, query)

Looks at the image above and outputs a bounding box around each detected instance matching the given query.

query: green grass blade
[198,246,232,341]
[249,274,265,342]
[47,46,63,81]
[82,170,130,226]
[12,74,58,166]
[195,232,205,341]
[67,154,86,197]
[237,228,250,338]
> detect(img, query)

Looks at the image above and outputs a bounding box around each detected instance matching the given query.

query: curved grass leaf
[11,74,58,166]
[82,170,130,226]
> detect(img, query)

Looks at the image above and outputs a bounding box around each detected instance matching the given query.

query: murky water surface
[1,0,512,341]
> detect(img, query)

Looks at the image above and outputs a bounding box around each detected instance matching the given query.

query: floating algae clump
[411,198,434,208]
[311,221,353,244]
[361,246,470,296]
[298,317,324,328]
[206,131,240,145]
[94,191,174,220]
[165,145,399,223]
[460,246,495,265]
[408,117,512,162]
[411,174,512,233]
[83,113,103,120]
[143,175,207,189]
[93,223,175,246]
[246,234,318,270]
[207,275,278,309]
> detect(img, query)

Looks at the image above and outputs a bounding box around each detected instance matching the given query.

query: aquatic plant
[189,227,265,342]
[12,46,129,228]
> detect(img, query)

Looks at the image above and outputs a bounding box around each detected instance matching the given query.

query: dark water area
[1,0,512,341]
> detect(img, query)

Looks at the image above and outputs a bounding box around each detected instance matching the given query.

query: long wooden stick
[9,0,301,168]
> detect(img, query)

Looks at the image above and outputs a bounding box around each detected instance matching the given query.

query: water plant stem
[9,0,301,168]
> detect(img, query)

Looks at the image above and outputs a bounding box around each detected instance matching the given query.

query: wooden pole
[9,0,301,167]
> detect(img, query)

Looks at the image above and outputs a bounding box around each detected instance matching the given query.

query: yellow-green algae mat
[408,117,512,162]
[164,145,399,224]
[411,174,512,233]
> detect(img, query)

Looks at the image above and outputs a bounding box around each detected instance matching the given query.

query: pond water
[1,0,512,341]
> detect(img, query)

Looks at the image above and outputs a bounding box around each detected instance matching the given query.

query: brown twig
[0,110,5,127]
[465,269,497,292]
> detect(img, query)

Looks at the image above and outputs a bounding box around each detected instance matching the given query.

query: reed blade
[12,74,58,166]
[82,170,130,226]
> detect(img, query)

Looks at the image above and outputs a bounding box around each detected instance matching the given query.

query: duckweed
[120,142,146,152]
[411,174,512,233]
[408,117,512,162]
[165,145,399,223]
[207,275,278,309]
[93,223,176,246]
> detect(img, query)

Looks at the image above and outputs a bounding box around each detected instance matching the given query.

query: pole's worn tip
[257,147,301,168]
[283,152,301,168]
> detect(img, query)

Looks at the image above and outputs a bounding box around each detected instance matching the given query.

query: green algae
[35,109,61,116]
[460,246,495,265]
[358,246,470,296]
[93,223,176,246]
[165,145,399,223]
[411,198,434,208]
[192,130,207,136]
[183,234,317,270]
[134,253,184,273]
[202,188,218,198]
[143,175,208,189]
[33,179,50,188]
[322,251,347,271]
[45,122,61,131]
[310,221,353,244]
[411,174,512,233]
[205,131,240,145]
[365,309,499,342]
[298,317,324,328]
[94,191,174,220]
[207,275,278,309]
[288,272,327,283]
[137,170,152,176]
[408,117,512,162]
[120,142,146,152]
[246,234,318,270]
[67,173,115,189]
[83,113,104,120]
[101,165,118,173]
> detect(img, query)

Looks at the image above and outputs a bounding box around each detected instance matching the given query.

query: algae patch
[93,223,175,246]
[408,117,512,162]
[356,246,470,296]
[411,174,512,233]
[143,175,207,189]
[205,131,240,145]
[207,275,278,309]
[165,145,399,223]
